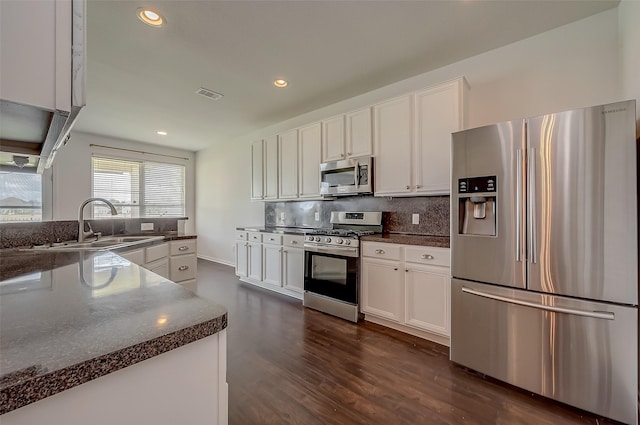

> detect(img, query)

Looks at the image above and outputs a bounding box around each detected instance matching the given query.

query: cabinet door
[247,242,262,280]
[147,259,169,279]
[298,122,322,198]
[120,248,145,265]
[264,135,279,200]
[262,244,282,286]
[278,129,299,199]
[346,107,372,158]
[414,80,464,195]
[282,247,304,293]
[361,258,403,322]
[322,115,345,162]
[251,140,264,200]
[405,265,450,336]
[373,95,413,196]
[235,241,248,277]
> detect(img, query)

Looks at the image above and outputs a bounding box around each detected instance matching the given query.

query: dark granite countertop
[236,226,315,235]
[360,233,450,248]
[0,248,226,414]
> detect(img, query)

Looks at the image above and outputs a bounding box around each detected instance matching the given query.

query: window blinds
[92,157,185,218]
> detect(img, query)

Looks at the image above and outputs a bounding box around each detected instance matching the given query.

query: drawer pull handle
[421,254,434,260]
[375,249,385,254]
[178,246,189,251]
[291,240,298,244]
[178,265,189,271]
[269,238,275,241]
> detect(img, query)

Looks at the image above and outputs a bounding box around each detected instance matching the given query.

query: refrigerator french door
[450,100,638,425]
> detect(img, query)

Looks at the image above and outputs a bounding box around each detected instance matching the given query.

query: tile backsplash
[0,218,182,249]
[265,196,450,236]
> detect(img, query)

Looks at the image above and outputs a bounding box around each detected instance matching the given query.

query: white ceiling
[74,0,618,152]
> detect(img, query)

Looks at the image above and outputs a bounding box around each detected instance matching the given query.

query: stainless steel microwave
[320,156,373,196]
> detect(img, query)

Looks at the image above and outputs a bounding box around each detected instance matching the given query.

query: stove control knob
[336,238,343,244]
[325,237,331,243]
[344,239,351,245]
[314,237,321,242]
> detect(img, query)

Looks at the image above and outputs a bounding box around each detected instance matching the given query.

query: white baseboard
[197,255,234,267]
[364,314,450,347]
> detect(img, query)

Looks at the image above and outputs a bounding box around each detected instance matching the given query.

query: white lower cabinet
[361,241,451,345]
[235,231,304,299]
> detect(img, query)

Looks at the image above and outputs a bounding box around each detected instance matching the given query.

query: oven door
[304,250,358,304]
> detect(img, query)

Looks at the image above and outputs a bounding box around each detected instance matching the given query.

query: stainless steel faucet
[78,198,118,242]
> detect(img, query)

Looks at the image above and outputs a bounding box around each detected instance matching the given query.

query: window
[91,157,185,218]
[0,172,42,222]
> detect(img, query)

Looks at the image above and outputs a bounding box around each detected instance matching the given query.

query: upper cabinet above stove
[249,77,468,201]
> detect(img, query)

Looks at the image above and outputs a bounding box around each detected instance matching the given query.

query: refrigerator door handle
[516,149,523,262]
[528,147,537,264]
[461,287,615,320]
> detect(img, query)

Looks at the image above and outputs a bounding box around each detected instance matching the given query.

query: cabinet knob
[178,246,189,251]
[405,185,410,190]
[405,269,408,272]
[375,249,385,254]
[178,265,189,271]
[341,154,345,158]
[421,254,434,260]
[269,238,275,241]
[416,185,422,189]
[393,268,398,271]
[347,152,352,156]
[291,240,297,244]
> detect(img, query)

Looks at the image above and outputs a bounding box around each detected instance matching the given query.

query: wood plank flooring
[193,259,622,425]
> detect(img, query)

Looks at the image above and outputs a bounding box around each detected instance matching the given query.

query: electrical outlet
[412,214,419,225]
[314,212,320,221]
[141,222,154,231]
[279,212,286,221]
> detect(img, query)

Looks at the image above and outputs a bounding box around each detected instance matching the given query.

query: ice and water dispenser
[457,176,497,236]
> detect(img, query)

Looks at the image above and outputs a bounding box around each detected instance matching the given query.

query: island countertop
[0,248,227,414]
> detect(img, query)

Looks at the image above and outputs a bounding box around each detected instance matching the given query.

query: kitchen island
[0,249,228,424]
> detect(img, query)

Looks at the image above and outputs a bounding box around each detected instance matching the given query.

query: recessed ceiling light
[137,8,164,27]
[274,79,288,88]
[157,131,168,136]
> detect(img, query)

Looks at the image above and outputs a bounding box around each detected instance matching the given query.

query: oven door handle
[304,244,359,257]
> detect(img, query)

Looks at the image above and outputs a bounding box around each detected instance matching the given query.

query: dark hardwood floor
[194,259,621,425]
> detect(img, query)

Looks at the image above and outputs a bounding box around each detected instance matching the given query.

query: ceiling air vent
[195,87,224,100]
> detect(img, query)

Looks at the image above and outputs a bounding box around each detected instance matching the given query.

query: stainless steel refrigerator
[450,100,638,424]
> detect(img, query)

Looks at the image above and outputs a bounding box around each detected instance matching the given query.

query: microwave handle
[354,160,360,189]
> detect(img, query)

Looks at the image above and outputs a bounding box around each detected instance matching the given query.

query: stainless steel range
[303,211,382,322]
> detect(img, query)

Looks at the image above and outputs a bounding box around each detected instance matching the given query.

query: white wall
[52,131,196,234]
[619,0,640,137]
[197,9,623,264]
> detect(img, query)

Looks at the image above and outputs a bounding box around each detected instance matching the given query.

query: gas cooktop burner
[305,229,377,237]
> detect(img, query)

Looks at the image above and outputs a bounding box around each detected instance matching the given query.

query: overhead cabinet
[298,122,322,198]
[322,108,373,163]
[374,78,467,197]
[278,129,299,199]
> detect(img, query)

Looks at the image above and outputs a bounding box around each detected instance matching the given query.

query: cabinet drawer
[283,234,304,248]
[263,233,283,245]
[236,231,248,241]
[361,242,402,261]
[405,246,450,267]
[146,242,169,263]
[170,254,197,282]
[169,239,197,256]
[248,232,262,243]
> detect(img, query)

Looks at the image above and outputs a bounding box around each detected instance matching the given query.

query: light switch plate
[314,212,320,221]
[141,223,154,231]
[279,212,286,220]
[412,214,419,225]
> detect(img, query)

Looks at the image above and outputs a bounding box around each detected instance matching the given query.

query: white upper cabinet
[373,94,414,196]
[345,107,372,158]
[278,129,299,199]
[250,140,264,200]
[321,115,345,162]
[414,79,466,195]
[322,108,372,163]
[374,77,467,197]
[264,135,279,200]
[298,122,322,198]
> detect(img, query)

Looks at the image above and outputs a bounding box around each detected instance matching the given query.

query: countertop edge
[0,312,227,414]
[360,234,450,248]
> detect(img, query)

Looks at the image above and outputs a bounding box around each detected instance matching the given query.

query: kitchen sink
[23,235,165,252]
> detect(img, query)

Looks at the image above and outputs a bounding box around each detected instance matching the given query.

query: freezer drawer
[451,279,638,425]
